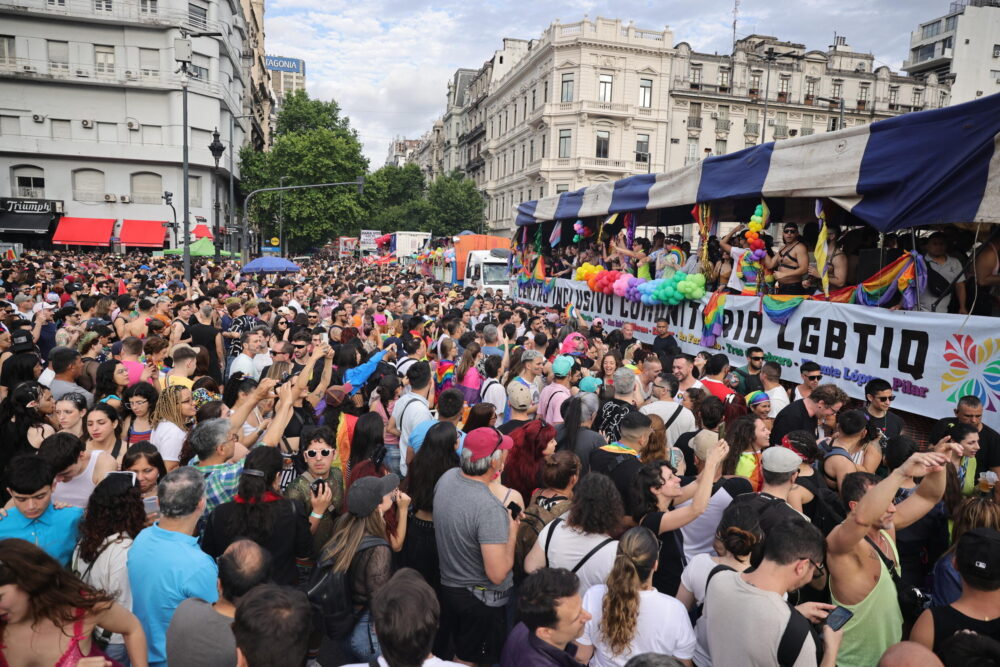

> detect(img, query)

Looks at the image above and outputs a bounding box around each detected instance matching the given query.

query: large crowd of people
[0,244,997,667]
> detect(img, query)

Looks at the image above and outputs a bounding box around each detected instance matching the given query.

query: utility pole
[278,175,289,258]
[754,44,804,145]
[229,113,252,258]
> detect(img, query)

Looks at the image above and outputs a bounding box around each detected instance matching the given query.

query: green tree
[367,163,425,209]
[239,92,368,253]
[426,170,485,237]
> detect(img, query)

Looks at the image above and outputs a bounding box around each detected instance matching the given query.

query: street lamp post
[208,128,225,263]
[278,175,289,258]
[229,113,253,258]
[241,180,364,266]
[816,96,846,131]
[753,45,804,145]
[174,30,221,284]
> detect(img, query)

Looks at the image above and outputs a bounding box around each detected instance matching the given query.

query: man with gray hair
[167,539,272,666]
[592,367,640,442]
[128,466,218,667]
[434,426,518,666]
[516,348,544,415]
[481,324,504,357]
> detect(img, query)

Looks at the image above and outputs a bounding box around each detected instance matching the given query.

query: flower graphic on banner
[941,334,1000,410]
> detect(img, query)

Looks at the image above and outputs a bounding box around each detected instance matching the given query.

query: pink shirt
[122,359,146,386]
[538,383,571,425]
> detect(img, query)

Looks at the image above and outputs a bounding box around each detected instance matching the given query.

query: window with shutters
[715,139,727,155]
[719,69,731,89]
[141,125,162,145]
[188,2,208,29]
[131,172,162,204]
[0,36,14,67]
[51,119,71,139]
[48,41,68,73]
[94,0,112,12]
[13,166,45,198]
[73,169,105,201]
[139,48,159,79]
[140,0,157,15]
[95,45,115,77]
[190,53,209,80]
[189,175,202,208]
[858,84,870,102]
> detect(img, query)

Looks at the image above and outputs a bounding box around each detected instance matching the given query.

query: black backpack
[304,535,389,639]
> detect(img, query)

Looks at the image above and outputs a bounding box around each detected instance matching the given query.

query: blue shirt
[0,504,82,566]
[481,345,504,358]
[128,523,218,667]
[407,418,465,456]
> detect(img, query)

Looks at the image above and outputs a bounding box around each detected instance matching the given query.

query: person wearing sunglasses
[792,361,823,401]
[733,346,766,396]
[769,223,811,295]
[864,378,905,443]
[283,425,343,560]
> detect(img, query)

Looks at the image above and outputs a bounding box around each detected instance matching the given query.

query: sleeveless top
[126,422,152,445]
[930,604,1000,651]
[51,450,103,508]
[0,607,115,667]
[830,530,903,667]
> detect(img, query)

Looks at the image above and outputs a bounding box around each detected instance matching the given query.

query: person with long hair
[503,419,557,502]
[54,392,88,440]
[0,538,148,666]
[71,474,147,664]
[435,337,458,398]
[642,414,669,465]
[820,409,882,491]
[556,393,605,475]
[515,450,580,577]
[575,526,696,665]
[121,382,158,447]
[0,351,41,398]
[347,411,409,552]
[0,381,55,494]
[933,494,1000,605]
[720,414,771,491]
[676,503,765,667]
[455,341,483,406]
[200,447,311,586]
[399,421,459,641]
[122,441,168,522]
[462,401,496,431]
[85,402,126,468]
[942,423,981,514]
[370,373,401,451]
[187,303,224,384]
[524,473,623,593]
[76,333,102,394]
[94,359,129,412]
[320,474,400,662]
[150,385,196,471]
[596,350,623,401]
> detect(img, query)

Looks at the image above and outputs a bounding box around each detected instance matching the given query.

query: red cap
[464,427,514,462]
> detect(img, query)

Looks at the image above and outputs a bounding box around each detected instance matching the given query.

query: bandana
[234,491,283,504]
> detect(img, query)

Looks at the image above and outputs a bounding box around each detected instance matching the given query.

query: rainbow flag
[762,295,807,326]
[436,359,455,396]
[702,291,727,347]
[3,249,15,260]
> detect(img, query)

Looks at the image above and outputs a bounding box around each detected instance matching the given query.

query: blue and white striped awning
[515,92,1000,232]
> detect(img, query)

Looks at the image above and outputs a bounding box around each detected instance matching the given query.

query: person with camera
[284,425,344,561]
[826,447,956,666]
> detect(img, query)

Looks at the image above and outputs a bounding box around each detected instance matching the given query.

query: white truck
[463,249,511,294]
[394,231,431,261]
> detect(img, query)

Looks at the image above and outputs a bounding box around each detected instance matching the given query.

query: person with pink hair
[560,332,588,357]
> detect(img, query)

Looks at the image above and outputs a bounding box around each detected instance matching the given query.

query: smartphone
[142,495,160,515]
[826,606,853,631]
[310,479,327,495]
[106,471,137,486]
[507,501,522,520]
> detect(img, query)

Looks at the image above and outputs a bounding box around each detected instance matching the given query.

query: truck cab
[465,249,510,294]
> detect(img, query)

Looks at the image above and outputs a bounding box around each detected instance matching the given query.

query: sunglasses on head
[305,448,332,458]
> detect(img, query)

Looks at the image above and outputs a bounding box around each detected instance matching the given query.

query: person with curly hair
[0,381,56,494]
[93,359,129,412]
[70,473,147,664]
[575,526,696,666]
[524,473,623,594]
[150,385,197,471]
[503,419,557,502]
[0,537,147,666]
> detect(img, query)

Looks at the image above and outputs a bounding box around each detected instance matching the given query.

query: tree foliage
[426,170,485,237]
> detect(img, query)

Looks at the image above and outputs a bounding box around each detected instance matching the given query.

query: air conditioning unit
[54,201,63,213]
[75,69,89,77]
[32,114,45,123]
[104,193,116,202]
[125,70,139,80]
[119,195,131,203]
[767,119,776,126]
[22,64,36,73]
[81,119,93,129]
[710,112,719,119]
[126,121,139,131]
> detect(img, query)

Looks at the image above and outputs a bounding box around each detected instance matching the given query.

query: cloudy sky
[265,0,949,165]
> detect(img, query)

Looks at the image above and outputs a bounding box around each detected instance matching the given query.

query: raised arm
[719,224,744,255]
[894,440,959,530]
[229,378,277,433]
[657,441,729,533]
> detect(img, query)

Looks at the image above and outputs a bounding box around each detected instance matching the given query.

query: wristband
[309,511,324,519]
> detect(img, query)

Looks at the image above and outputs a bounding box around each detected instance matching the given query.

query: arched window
[130,172,161,204]
[72,169,105,202]
[11,165,44,198]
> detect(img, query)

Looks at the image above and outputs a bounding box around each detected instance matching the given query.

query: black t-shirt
[592,398,638,442]
[652,334,681,366]
[866,409,905,445]
[732,491,807,535]
[589,447,642,515]
[929,418,1000,472]
[498,419,531,436]
[640,512,685,596]
[674,430,699,473]
[770,399,817,446]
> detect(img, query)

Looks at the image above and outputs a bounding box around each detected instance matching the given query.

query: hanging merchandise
[701,291,727,348]
[814,199,830,297]
[691,203,714,274]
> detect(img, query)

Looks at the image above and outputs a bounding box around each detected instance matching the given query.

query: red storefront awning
[51,217,115,246]
[192,224,213,239]
[120,219,167,248]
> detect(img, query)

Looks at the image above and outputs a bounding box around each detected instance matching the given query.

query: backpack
[515,493,571,580]
[795,475,847,536]
[304,535,389,639]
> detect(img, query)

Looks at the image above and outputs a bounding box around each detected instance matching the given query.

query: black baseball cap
[957,527,1000,584]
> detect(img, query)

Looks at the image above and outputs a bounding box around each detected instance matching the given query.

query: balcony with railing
[744,122,760,135]
[715,118,731,131]
[687,116,702,129]
[800,127,815,136]
[773,125,789,139]
[580,99,631,117]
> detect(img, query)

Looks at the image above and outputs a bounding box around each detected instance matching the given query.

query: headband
[780,435,808,462]
[242,468,266,478]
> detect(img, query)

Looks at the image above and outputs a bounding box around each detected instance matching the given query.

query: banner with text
[513,278,1000,431]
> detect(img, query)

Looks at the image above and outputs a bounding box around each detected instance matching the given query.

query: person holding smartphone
[283,426,344,561]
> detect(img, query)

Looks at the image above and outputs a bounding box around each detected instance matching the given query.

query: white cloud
[264,0,948,165]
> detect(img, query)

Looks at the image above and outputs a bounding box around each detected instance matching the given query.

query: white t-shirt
[480,378,507,423]
[675,379,704,404]
[71,534,133,646]
[766,385,791,418]
[151,421,187,463]
[343,657,462,667]
[579,584,696,667]
[641,401,697,447]
[920,255,964,312]
[727,247,747,293]
[534,519,617,595]
[680,553,729,667]
[229,353,259,381]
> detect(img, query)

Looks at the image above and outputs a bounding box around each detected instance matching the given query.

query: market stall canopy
[515,92,1000,233]
[163,236,233,257]
[120,220,167,248]
[241,256,300,273]
[192,224,214,239]
[52,217,115,246]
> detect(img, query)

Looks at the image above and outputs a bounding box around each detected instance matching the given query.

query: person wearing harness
[524,473,623,594]
[769,224,810,296]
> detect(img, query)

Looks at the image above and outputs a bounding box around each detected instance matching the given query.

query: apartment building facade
[0,0,260,251]
[265,54,305,108]
[902,0,1000,103]
[419,17,949,235]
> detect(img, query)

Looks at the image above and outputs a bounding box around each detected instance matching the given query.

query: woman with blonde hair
[150,385,197,471]
[576,526,697,666]
[932,493,1000,605]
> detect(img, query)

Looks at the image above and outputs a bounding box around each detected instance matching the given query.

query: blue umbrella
[241,256,301,273]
